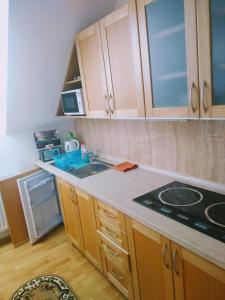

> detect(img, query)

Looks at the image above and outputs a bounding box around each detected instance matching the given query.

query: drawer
[103,255,130,298]
[94,198,126,232]
[99,233,131,271]
[96,216,128,250]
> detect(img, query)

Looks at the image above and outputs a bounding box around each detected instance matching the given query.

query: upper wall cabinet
[197,0,225,119]
[76,1,145,119]
[136,0,199,119]
[100,2,145,118]
[76,23,109,118]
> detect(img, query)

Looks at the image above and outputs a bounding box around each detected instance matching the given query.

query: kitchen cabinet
[57,179,84,251]
[197,0,225,119]
[94,198,134,299]
[76,1,145,119]
[171,242,225,300]
[76,188,102,271]
[76,23,109,118]
[127,217,225,300]
[126,218,174,300]
[100,2,145,118]
[136,0,199,119]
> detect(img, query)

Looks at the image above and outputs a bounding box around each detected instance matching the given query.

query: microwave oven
[61,89,85,116]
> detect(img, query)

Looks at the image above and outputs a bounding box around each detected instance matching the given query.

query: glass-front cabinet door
[197,0,225,119]
[136,0,199,119]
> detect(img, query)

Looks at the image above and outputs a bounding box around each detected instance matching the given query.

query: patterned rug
[10,275,79,300]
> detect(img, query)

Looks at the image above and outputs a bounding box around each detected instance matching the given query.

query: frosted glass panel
[210,0,225,105]
[145,0,188,108]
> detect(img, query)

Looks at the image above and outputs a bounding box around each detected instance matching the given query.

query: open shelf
[65,79,81,85]
[56,41,82,117]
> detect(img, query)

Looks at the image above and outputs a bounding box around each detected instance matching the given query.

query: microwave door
[62,93,79,115]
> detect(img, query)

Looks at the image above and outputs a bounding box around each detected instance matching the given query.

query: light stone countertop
[35,159,225,270]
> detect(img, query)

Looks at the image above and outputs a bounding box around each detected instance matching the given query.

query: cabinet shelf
[65,79,81,85]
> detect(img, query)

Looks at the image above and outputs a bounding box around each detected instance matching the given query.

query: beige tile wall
[75,119,225,184]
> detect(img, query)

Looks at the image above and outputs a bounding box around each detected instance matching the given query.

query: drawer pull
[102,244,119,257]
[105,227,119,238]
[102,209,116,219]
[111,269,123,280]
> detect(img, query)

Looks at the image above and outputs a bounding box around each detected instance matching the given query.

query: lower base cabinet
[126,217,225,300]
[57,179,102,270]
[57,179,84,251]
[57,178,225,300]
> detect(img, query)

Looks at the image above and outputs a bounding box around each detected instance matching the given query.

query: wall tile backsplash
[75,119,225,184]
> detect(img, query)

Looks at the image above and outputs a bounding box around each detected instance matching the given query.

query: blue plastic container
[53,150,90,170]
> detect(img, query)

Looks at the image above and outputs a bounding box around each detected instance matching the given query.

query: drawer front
[103,255,129,298]
[94,198,126,231]
[96,216,128,250]
[99,234,130,271]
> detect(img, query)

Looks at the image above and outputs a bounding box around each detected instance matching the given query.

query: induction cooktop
[133,181,225,243]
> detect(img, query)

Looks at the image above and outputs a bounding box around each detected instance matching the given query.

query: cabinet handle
[104,94,109,114]
[163,243,170,269]
[109,94,114,114]
[105,227,119,238]
[102,244,119,257]
[201,80,208,113]
[190,82,196,113]
[102,209,116,219]
[111,269,123,280]
[173,249,180,276]
[70,189,77,204]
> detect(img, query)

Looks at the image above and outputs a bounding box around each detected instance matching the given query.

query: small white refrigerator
[18,170,62,244]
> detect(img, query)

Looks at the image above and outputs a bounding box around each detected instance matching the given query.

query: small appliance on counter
[17,170,62,244]
[133,181,225,243]
[64,131,80,153]
[34,129,62,162]
[61,88,85,116]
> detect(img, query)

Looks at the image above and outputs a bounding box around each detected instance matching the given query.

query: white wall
[0,0,9,136]
[0,0,116,177]
[115,0,127,8]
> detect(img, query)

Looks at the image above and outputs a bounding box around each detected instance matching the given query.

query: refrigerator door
[18,170,62,244]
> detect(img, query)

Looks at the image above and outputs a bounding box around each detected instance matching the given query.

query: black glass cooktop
[133,181,225,243]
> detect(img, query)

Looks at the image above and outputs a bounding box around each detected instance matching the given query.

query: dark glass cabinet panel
[145,0,188,108]
[210,0,225,106]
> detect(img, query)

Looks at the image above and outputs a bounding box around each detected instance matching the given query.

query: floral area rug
[10,275,79,300]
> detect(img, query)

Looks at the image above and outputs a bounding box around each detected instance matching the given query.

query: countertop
[35,158,225,270]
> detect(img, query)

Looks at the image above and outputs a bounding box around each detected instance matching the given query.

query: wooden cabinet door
[76,188,102,271]
[57,179,83,251]
[197,0,225,119]
[100,1,145,119]
[171,242,225,300]
[126,218,174,300]
[136,0,199,119]
[76,23,110,118]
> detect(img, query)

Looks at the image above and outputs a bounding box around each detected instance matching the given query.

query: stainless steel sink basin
[52,160,112,179]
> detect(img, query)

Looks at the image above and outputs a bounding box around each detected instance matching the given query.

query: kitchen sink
[52,160,112,179]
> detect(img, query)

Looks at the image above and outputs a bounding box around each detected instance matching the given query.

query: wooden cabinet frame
[76,23,109,118]
[100,1,145,119]
[126,217,174,300]
[136,0,199,119]
[127,216,225,300]
[196,0,225,119]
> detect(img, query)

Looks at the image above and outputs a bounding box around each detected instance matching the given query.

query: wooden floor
[0,226,125,300]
